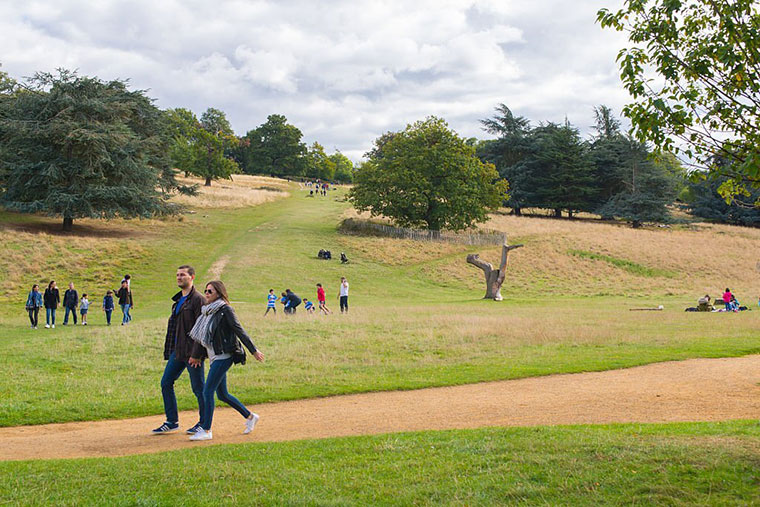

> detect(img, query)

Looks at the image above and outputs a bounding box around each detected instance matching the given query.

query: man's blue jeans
[63,306,77,325]
[121,303,131,324]
[201,357,251,430]
[160,352,205,425]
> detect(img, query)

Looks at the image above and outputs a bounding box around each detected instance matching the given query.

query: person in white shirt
[339,276,349,314]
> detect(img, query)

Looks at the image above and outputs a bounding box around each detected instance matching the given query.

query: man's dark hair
[178,265,195,277]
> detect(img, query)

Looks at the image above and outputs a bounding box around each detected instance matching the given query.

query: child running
[80,293,90,326]
[316,283,331,315]
[264,289,277,316]
[304,299,315,314]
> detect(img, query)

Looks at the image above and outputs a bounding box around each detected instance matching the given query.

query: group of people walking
[264,277,350,316]
[153,265,264,441]
[24,277,134,328]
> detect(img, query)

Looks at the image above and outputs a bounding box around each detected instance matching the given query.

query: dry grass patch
[172,175,289,209]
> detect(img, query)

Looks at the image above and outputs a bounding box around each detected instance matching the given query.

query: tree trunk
[632,219,642,228]
[568,210,574,218]
[204,176,212,186]
[513,207,522,216]
[62,216,73,231]
[554,208,562,218]
[466,236,523,301]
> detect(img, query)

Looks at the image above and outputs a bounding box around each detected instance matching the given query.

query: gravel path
[2,355,758,461]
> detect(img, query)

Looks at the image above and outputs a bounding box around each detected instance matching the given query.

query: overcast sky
[1,0,629,161]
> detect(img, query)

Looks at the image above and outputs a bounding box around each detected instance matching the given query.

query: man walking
[339,276,349,314]
[62,282,79,325]
[152,265,207,435]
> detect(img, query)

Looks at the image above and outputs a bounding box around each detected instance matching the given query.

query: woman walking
[116,280,132,325]
[43,281,60,328]
[25,284,43,329]
[188,280,264,441]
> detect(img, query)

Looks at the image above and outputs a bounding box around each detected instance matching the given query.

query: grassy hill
[0,176,758,427]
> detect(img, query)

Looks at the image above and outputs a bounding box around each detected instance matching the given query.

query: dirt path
[2,355,759,461]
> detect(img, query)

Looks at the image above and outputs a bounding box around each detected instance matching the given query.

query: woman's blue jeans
[46,308,56,325]
[201,357,250,431]
[121,304,131,324]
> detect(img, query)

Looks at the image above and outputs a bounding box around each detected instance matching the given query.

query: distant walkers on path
[25,284,43,329]
[43,280,60,328]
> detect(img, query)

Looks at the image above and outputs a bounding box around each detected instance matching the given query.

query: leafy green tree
[478,104,532,214]
[687,172,760,226]
[165,107,238,186]
[238,114,307,176]
[598,0,760,200]
[597,140,676,228]
[0,70,181,230]
[305,142,336,180]
[517,121,596,217]
[349,116,509,231]
[330,151,355,183]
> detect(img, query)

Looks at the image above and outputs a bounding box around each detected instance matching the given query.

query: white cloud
[0,0,632,161]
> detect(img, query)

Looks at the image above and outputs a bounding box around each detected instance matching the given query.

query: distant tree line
[0,68,355,229]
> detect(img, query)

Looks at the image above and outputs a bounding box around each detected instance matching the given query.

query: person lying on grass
[188,280,264,441]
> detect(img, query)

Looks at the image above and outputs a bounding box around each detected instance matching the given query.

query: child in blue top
[264,289,277,316]
[304,299,315,314]
[102,290,115,326]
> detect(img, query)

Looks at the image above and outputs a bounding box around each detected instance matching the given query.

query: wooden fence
[339,218,506,246]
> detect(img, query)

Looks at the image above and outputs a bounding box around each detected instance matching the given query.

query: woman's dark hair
[48,281,55,289]
[725,288,730,292]
[32,284,39,291]
[205,280,230,303]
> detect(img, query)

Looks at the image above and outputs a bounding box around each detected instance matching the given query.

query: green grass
[1,185,759,426]
[568,249,677,278]
[2,421,759,505]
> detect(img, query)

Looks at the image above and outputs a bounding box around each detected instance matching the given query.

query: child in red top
[722,288,733,311]
[316,283,332,315]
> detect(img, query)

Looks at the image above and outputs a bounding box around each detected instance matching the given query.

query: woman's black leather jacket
[207,304,257,363]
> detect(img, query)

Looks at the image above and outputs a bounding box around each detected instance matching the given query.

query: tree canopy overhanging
[597,0,760,202]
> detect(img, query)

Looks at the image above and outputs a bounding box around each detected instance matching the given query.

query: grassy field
[2,421,759,505]
[0,178,759,426]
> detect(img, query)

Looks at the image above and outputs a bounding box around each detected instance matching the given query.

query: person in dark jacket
[63,282,79,325]
[25,284,43,329]
[152,265,207,435]
[102,290,115,325]
[188,280,264,441]
[43,280,60,328]
[284,288,301,315]
[115,280,133,325]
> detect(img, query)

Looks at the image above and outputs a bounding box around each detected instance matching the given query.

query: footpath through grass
[2,421,759,505]
[1,184,759,426]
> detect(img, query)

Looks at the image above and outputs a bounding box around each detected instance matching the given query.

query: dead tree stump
[466,238,523,301]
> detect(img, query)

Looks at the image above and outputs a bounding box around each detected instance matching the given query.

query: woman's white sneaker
[244,413,259,434]
[189,429,212,441]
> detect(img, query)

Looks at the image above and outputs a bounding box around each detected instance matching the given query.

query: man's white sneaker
[45,324,50,328]
[244,413,259,434]
[189,429,212,441]
[51,324,55,328]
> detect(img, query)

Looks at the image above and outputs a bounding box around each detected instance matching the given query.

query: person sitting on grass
[304,298,315,314]
[80,293,90,326]
[697,295,713,312]
[729,294,740,312]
